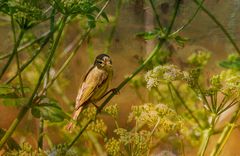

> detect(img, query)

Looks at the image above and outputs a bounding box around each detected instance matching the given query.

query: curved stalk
[0,29,25,80]
[210,104,240,156]
[193,0,240,55]
[170,0,205,36]
[0,15,68,149]
[169,83,203,129]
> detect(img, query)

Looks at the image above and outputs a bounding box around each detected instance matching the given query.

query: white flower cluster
[145,65,183,89]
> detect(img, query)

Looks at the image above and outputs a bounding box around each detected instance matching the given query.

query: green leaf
[0,84,14,95]
[136,29,165,40]
[136,31,158,40]
[2,97,27,106]
[174,35,188,47]
[87,14,96,28]
[100,12,109,22]
[31,99,67,122]
[219,57,240,70]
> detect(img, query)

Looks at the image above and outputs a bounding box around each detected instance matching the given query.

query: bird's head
[94,54,112,70]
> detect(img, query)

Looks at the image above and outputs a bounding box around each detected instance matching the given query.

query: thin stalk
[0,30,52,60]
[38,117,44,149]
[170,0,205,36]
[5,32,51,84]
[149,0,163,30]
[211,104,240,156]
[38,9,55,149]
[11,15,25,97]
[193,0,240,55]
[105,0,122,53]
[216,95,230,113]
[167,83,177,110]
[0,15,68,149]
[197,84,212,111]
[66,0,181,151]
[169,83,203,129]
[0,29,25,80]
[198,114,216,156]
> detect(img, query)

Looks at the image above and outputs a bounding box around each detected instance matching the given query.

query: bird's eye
[96,59,103,65]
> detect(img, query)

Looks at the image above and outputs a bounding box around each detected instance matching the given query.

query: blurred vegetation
[0,0,240,156]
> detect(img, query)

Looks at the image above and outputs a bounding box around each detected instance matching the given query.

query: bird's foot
[110,88,120,95]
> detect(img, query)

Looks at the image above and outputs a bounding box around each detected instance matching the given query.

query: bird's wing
[75,67,108,110]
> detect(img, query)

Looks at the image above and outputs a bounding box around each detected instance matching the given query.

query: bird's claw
[111,88,120,95]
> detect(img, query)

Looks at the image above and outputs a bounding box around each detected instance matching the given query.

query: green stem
[5,33,51,84]
[149,0,163,30]
[10,13,24,96]
[170,0,205,36]
[38,117,44,149]
[66,0,181,151]
[169,83,203,129]
[193,0,240,55]
[0,29,25,80]
[167,83,177,110]
[198,115,216,156]
[198,128,212,156]
[0,30,52,60]
[210,104,240,156]
[0,15,68,149]
[105,0,122,53]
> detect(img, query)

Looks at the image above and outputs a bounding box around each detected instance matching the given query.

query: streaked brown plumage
[66,54,113,132]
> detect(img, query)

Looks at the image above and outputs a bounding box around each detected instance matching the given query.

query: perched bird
[66,54,113,132]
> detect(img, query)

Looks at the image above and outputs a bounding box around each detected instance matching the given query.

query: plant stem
[105,0,122,53]
[5,32,51,84]
[38,117,44,149]
[169,83,203,129]
[170,0,205,36]
[0,30,52,60]
[0,29,25,80]
[198,128,212,156]
[198,114,216,156]
[66,0,181,151]
[0,15,68,149]
[193,0,240,55]
[149,0,163,30]
[10,13,24,96]
[210,104,240,156]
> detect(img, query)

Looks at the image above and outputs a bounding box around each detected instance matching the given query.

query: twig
[10,14,25,97]
[193,0,240,55]
[0,29,25,80]
[148,0,163,30]
[170,0,205,36]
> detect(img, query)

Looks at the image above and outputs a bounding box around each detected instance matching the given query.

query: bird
[66,54,114,132]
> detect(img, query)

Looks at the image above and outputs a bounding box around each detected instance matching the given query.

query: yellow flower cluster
[105,138,121,156]
[104,104,119,118]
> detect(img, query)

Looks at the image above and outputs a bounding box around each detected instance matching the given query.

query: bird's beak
[104,60,112,66]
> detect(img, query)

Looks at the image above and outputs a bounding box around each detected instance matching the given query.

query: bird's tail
[66,107,83,133]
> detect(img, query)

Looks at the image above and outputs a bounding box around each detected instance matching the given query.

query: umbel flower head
[145,65,183,89]
[128,103,182,134]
